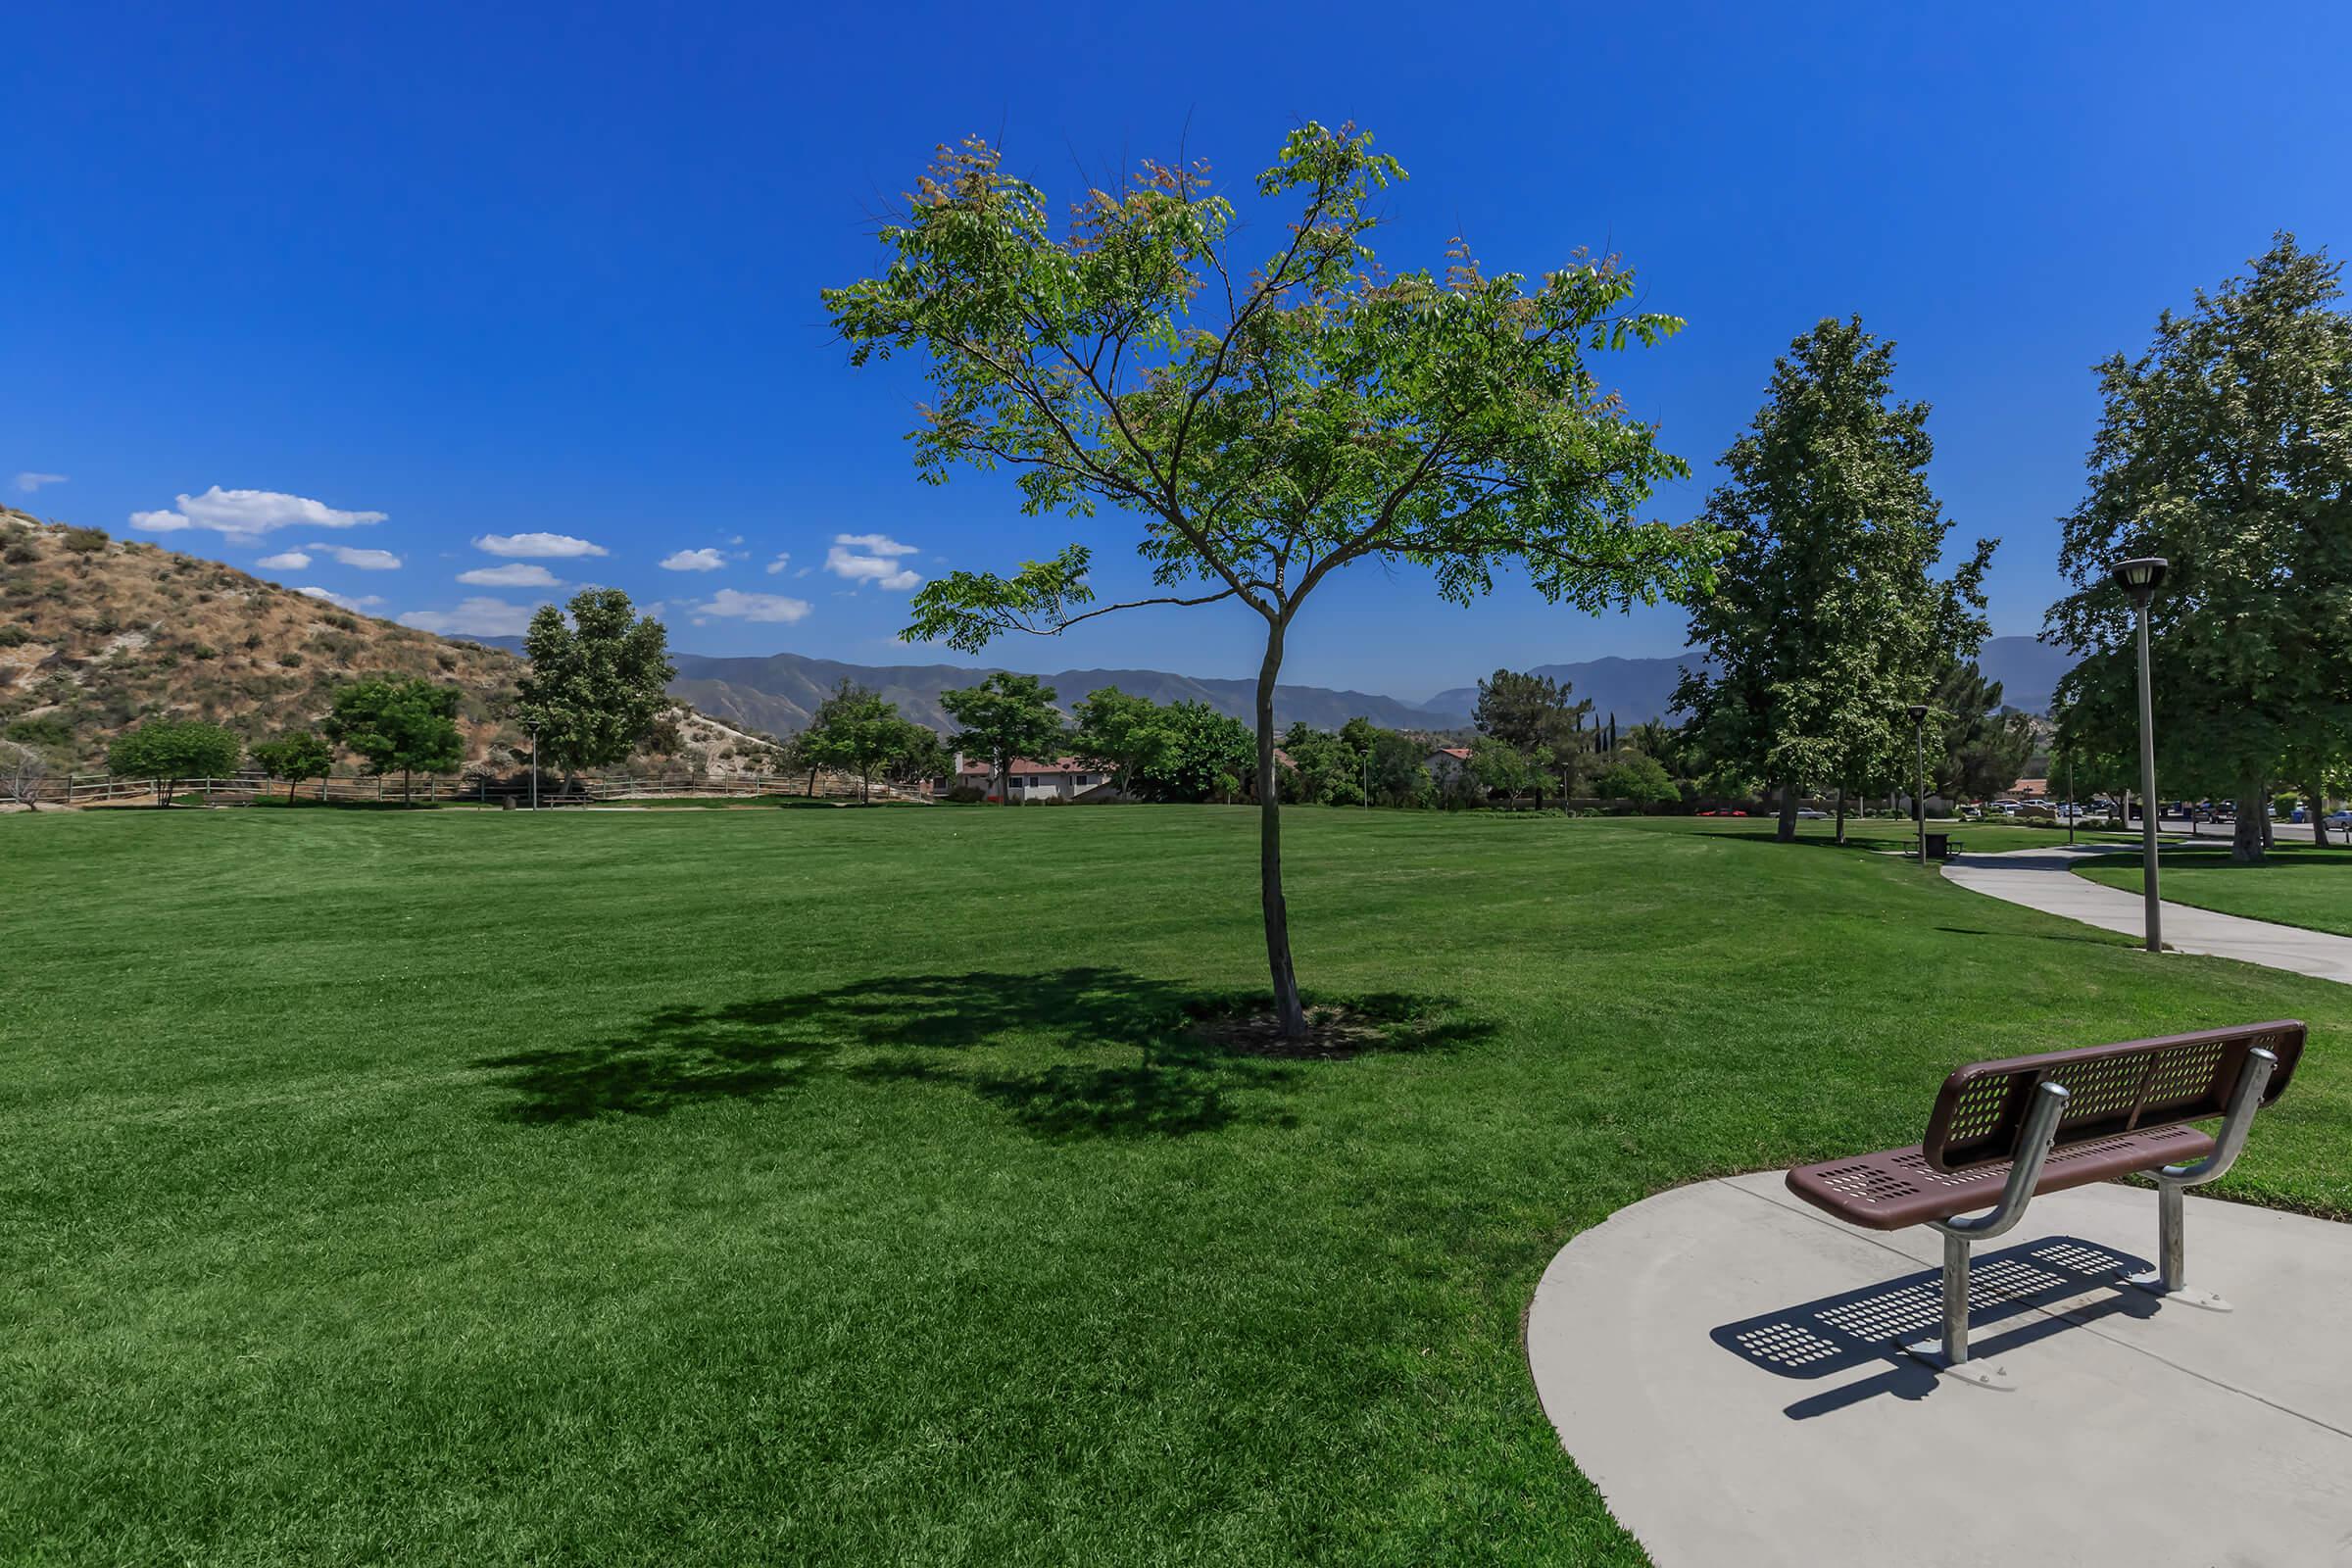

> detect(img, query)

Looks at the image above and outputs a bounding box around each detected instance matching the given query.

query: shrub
[0,624,28,647]
[5,715,73,750]
[945,784,987,804]
[2,540,36,564]
[60,526,109,555]
[191,644,220,661]
[277,651,304,668]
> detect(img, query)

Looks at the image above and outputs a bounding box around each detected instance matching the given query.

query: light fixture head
[1906,704,1930,722]
[2110,556,2170,596]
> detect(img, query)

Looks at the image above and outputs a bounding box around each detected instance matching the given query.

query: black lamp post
[528,721,540,811]
[2110,556,2169,952]
[1907,704,1930,866]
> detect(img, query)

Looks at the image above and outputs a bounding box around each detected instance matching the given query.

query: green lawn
[2078,840,2352,937]
[6,807,2347,1565]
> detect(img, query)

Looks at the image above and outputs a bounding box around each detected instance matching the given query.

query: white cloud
[14,472,66,493]
[296,586,386,612]
[129,486,386,539]
[695,588,811,623]
[257,550,312,570]
[457,562,561,587]
[825,532,923,591]
[764,552,792,575]
[397,597,542,637]
[472,531,609,559]
[309,543,403,570]
[661,547,729,572]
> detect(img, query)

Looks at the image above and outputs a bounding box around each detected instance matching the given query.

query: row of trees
[2050,234,2352,864]
[87,588,680,806]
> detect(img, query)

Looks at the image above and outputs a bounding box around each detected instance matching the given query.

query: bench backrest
[1923,1021,2305,1172]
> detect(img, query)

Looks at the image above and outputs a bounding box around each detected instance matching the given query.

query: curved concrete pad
[1528,1173,2352,1566]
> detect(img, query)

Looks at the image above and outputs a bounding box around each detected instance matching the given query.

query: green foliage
[1932,661,2034,801]
[2049,234,2352,863]
[1677,317,1992,837]
[6,714,74,750]
[60,526,109,556]
[1473,668,1591,806]
[1070,687,1175,796]
[0,624,28,647]
[789,680,937,801]
[1593,752,1678,808]
[827,122,1727,1031]
[1131,701,1255,803]
[322,678,464,795]
[939,672,1065,803]
[1467,734,1544,808]
[106,718,242,800]
[249,730,337,800]
[518,589,676,773]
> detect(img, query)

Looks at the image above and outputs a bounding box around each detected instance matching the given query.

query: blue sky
[6,3,2347,701]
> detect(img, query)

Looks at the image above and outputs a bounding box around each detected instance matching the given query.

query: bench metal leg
[2128,1047,2276,1313]
[1904,1080,2071,1392]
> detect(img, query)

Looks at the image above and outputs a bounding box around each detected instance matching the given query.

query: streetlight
[2110,557,2169,951]
[1907,704,1930,866]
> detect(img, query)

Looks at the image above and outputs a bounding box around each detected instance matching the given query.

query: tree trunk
[1834,784,1847,847]
[287,779,297,804]
[2231,771,2267,864]
[2312,781,2330,848]
[1776,780,1797,843]
[860,768,870,804]
[157,776,173,808]
[806,766,818,798]
[1255,621,1309,1040]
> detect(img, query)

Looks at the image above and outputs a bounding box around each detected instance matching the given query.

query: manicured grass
[2078,840,2352,937]
[5,807,2347,1565]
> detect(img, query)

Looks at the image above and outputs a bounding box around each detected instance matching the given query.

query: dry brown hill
[0,508,781,778]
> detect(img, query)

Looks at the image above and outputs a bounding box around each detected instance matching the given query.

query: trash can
[500,795,516,811]
[1925,831,1952,860]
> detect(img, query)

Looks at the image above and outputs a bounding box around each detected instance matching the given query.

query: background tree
[1473,669,1591,808]
[1468,734,1544,808]
[0,738,50,808]
[2048,235,2352,864]
[323,678,464,803]
[1070,687,1174,799]
[828,123,1721,1036]
[1677,317,1992,843]
[1593,752,1678,811]
[790,681,932,803]
[250,729,336,804]
[1364,728,1433,808]
[1931,662,2035,803]
[1129,701,1255,804]
[517,589,676,776]
[106,718,243,807]
[940,672,1065,805]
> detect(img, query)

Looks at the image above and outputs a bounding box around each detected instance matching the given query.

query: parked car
[2328,809,2352,828]
[1956,804,1984,820]
[1794,808,1830,819]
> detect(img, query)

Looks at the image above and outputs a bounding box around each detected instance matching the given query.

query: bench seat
[1787,1123,2215,1230]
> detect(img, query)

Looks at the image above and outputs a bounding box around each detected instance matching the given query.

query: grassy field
[6,806,2347,1565]
[2078,840,2352,937]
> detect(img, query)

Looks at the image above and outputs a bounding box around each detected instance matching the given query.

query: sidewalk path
[1941,842,2352,985]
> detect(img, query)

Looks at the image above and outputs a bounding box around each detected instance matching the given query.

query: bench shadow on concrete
[1710,1235,2159,1419]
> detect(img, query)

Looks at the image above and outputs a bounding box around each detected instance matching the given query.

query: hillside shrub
[0,624,28,646]
[277,651,304,668]
[60,526,109,555]
[2,540,36,564]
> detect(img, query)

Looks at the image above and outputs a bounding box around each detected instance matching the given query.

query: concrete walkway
[1942,842,2352,985]
[1526,1173,2352,1566]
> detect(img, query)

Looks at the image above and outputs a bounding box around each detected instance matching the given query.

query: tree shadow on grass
[475,968,1485,1141]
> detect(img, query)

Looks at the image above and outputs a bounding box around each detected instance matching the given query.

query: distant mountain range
[469,632,2075,738]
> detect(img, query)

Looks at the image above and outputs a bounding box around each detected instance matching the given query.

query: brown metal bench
[1786,1021,2304,1388]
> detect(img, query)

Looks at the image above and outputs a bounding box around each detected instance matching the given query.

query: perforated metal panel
[1922,1021,2305,1172]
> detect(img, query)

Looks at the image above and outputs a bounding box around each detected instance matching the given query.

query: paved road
[1941,842,2352,986]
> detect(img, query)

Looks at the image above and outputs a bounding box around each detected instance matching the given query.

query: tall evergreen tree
[1472,669,1592,808]
[1676,317,1992,841]
[2048,235,2352,864]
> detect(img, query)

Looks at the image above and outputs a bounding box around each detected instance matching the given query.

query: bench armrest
[1933,1081,2069,1240]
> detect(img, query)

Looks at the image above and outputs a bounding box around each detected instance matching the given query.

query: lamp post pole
[2067,755,2076,848]
[2112,557,2170,953]
[529,723,540,812]
[1907,704,1930,867]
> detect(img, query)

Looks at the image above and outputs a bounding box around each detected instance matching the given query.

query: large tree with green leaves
[107,718,243,807]
[249,729,336,803]
[791,680,934,803]
[1069,686,1175,799]
[2048,234,2352,864]
[1677,317,1992,843]
[1930,662,2035,803]
[939,672,1066,804]
[825,122,1721,1036]
[323,678,464,802]
[1473,668,1592,808]
[517,589,676,776]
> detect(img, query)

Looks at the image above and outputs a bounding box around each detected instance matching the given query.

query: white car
[1794,808,1830,819]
